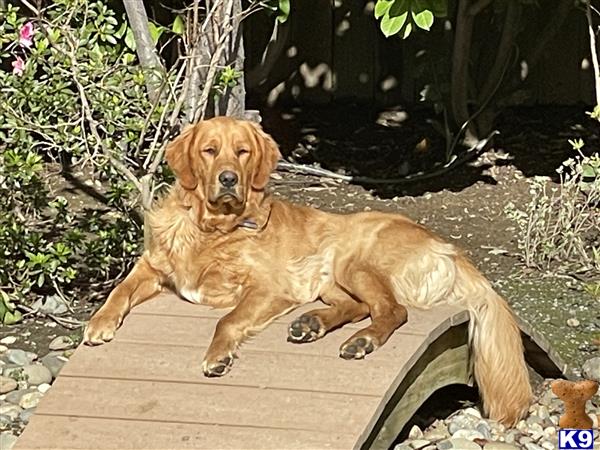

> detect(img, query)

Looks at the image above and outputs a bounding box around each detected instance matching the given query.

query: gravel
[0,336,73,448]
[394,374,600,450]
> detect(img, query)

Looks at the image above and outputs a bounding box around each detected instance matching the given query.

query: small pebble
[19,408,34,425]
[0,376,17,394]
[437,438,481,450]
[18,391,43,409]
[37,383,51,394]
[0,337,16,345]
[566,317,580,327]
[0,432,18,450]
[409,425,424,439]
[484,443,519,450]
[410,440,431,449]
[5,350,31,366]
[582,356,600,382]
[22,364,52,386]
[48,336,75,351]
[0,405,21,421]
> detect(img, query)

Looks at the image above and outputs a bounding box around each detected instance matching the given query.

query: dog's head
[165,117,281,218]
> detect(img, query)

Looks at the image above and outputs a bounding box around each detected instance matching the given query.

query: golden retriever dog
[84,117,532,425]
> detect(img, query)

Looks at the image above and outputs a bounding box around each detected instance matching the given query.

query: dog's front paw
[339,335,376,360]
[84,312,122,346]
[202,354,234,377]
[287,314,326,343]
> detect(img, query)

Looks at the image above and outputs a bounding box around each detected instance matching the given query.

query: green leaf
[104,34,117,45]
[115,21,128,39]
[125,27,136,50]
[4,310,22,325]
[380,11,408,37]
[172,15,185,35]
[374,0,393,19]
[148,22,164,45]
[412,9,434,30]
[402,21,413,38]
[582,164,597,178]
[277,0,290,22]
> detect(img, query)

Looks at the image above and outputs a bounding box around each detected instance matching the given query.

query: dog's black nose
[218,170,238,188]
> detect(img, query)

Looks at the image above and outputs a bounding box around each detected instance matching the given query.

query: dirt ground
[1,105,599,373]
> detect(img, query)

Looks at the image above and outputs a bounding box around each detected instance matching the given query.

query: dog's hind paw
[202,355,234,377]
[339,336,375,360]
[287,314,325,343]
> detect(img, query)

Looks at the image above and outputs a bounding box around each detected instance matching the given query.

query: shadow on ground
[260,104,600,198]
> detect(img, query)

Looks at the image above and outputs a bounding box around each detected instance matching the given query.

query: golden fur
[85,117,532,425]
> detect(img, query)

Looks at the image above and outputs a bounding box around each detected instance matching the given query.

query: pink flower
[19,22,34,48]
[12,56,25,76]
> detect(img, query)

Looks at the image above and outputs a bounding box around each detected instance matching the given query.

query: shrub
[0,1,169,323]
[506,141,600,277]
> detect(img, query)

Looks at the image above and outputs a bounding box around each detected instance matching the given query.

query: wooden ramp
[13,292,558,450]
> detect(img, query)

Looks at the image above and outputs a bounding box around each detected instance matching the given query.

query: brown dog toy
[551,379,598,429]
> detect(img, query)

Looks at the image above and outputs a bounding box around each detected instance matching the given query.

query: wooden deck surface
[14,292,470,450]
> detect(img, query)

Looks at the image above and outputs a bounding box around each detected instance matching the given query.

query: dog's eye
[237,148,249,156]
[203,147,216,156]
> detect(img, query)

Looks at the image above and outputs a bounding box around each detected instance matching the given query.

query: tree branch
[586,0,600,108]
[123,0,166,102]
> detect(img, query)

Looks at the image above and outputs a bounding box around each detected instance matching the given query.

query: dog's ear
[249,122,281,190]
[165,125,198,190]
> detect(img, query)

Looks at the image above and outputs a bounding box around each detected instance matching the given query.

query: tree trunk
[450,0,478,144]
[216,0,246,117]
[186,0,246,122]
[124,0,165,103]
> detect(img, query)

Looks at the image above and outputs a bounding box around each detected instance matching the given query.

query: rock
[22,364,52,386]
[4,388,35,405]
[0,432,18,450]
[437,438,481,450]
[0,337,16,345]
[566,318,580,327]
[536,405,550,421]
[540,442,554,450]
[394,444,412,450]
[40,354,67,378]
[37,383,51,394]
[515,420,528,432]
[484,443,519,450]
[528,422,544,441]
[409,425,424,439]
[4,349,32,366]
[1,366,23,381]
[19,408,34,425]
[0,415,11,431]
[49,336,75,351]
[518,436,533,445]
[448,414,480,434]
[18,391,43,409]
[0,345,7,354]
[452,429,485,441]
[582,357,600,382]
[543,426,556,438]
[0,376,17,394]
[0,404,21,421]
[410,440,431,449]
[463,407,482,418]
[475,421,492,440]
[524,444,543,450]
[504,431,519,444]
[31,294,68,315]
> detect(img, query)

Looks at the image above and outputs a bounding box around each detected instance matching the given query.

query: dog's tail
[453,255,532,426]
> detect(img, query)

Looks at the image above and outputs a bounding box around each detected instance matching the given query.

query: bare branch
[123,0,166,102]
